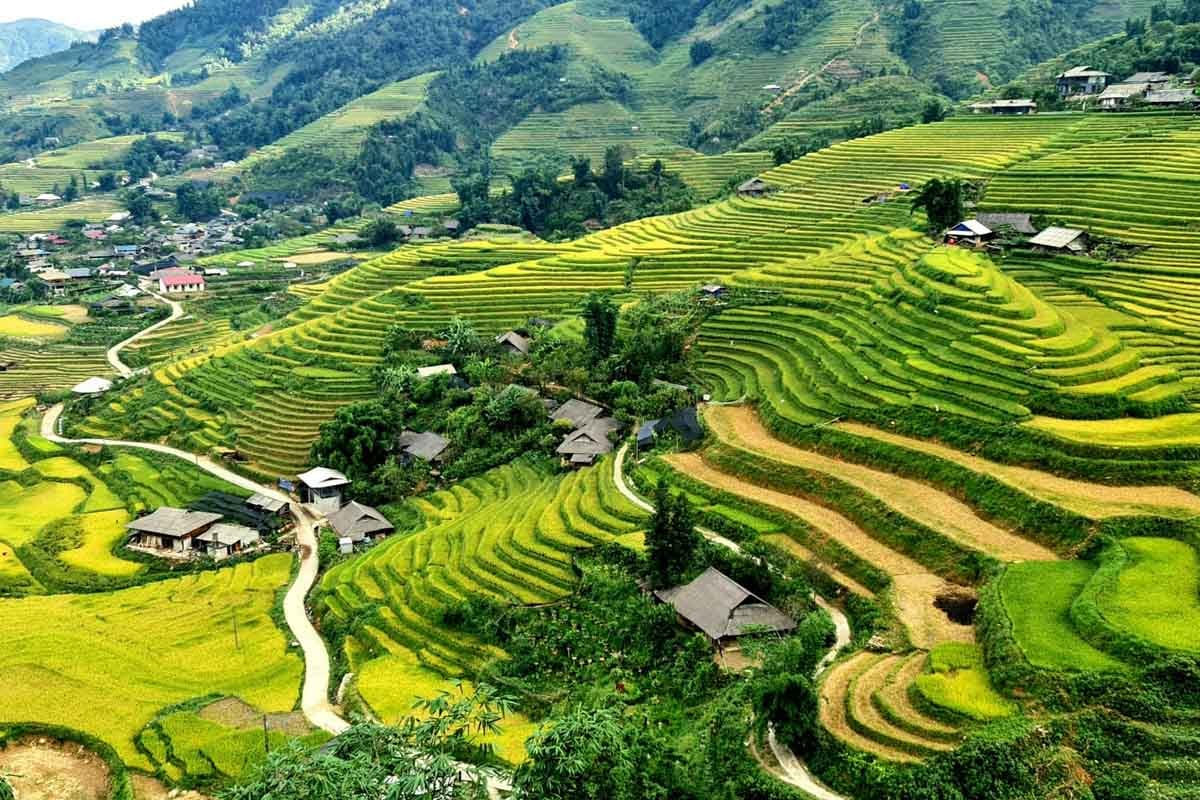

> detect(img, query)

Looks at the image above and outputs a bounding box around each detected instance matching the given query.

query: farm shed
[246,492,289,518]
[638,407,703,450]
[72,377,114,395]
[1098,82,1150,109]
[737,178,773,198]
[496,331,531,356]
[297,467,351,514]
[328,501,394,544]
[126,508,223,553]
[969,99,1037,115]
[976,213,1037,235]
[944,220,993,247]
[398,430,450,464]
[195,523,261,560]
[1145,89,1199,107]
[655,567,796,649]
[1029,227,1089,253]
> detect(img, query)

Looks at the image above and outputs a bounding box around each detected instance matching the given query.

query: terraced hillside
[316,458,645,742]
[78,114,1200,479]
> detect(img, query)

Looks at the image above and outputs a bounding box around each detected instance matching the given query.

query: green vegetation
[914,643,1016,721]
[1098,537,1200,653]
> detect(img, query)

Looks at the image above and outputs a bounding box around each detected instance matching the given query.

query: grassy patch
[1099,538,1200,654]
[0,555,302,769]
[998,561,1124,673]
[0,398,34,470]
[56,510,142,578]
[1025,414,1200,448]
[0,314,68,340]
[0,479,86,547]
[33,457,125,512]
[914,642,1016,722]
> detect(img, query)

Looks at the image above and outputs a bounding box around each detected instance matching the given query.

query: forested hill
[0,19,94,73]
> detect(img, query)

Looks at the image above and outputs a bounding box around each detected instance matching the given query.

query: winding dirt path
[836,421,1200,521]
[705,406,1058,563]
[40,404,350,737]
[107,286,184,379]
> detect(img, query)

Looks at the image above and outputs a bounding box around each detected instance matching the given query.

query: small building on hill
[195,523,261,560]
[72,377,114,395]
[415,364,468,389]
[944,219,993,247]
[637,407,703,451]
[126,508,224,553]
[398,430,450,464]
[328,501,394,545]
[550,399,605,430]
[969,99,1037,115]
[975,213,1037,236]
[655,567,796,650]
[1124,71,1171,90]
[297,467,351,514]
[496,331,531,357]
[1145,89,1199,108]
[246,492,289,520]
[1028,227,1089,254]
[737,178,773,198]
[1057,66,1112,96]
[557,417,622,467]
[699,284,728,301]
[1098,82,1150,109]
[34,193,61,206]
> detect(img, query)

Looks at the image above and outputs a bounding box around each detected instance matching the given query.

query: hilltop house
[1125,71,1172,90]
[328,501,394,546]
[496,331,531,357]
[1098,82,1150,109]
[126,508,223,554]
[550,399,605,429]
[34,193,61,206]
[1028,227,1089,254]
[557,416,623,467]
[72,377,113,395]
[637,407,703,451]
[655,567,796,651]
[398,430,450,464]
[1145,89,1199,108]
[1056,66,1112,96]
[975,213,1037,236]
[737,178,773,198]
[297,467,351,513]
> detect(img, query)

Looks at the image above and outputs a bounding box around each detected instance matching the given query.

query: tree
[911,177,966,232]
[646,482,700,587]
[581,292,618,361]
[513,706,680,800]
[63,175,79,202]
[126,193,159,224]
[223,685,508,800]
[175,182,223,221]
[600,145,626,198]
[309,401,402,497]
[362,218,400,247]
[441,316,480,360]
[921,100,947,123]
[98,172,118,191]
[689,39,715,65]
[452,172,493,229]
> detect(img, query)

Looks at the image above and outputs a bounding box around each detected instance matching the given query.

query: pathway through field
[836,421,1200,520]
[705,406,1059,562]
[107,285,184,378]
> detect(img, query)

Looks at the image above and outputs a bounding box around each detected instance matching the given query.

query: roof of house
[1029,226,1087,249]
[975,213,1037,234]
[416,363,457,379]
[197,523,260,547]
[34,193,61,201]
[496,331,531,355]
[557,417,622,457]
[399,430,450,462]
[655,407,703,443]
[39,269,70,282]
[297,467,350,490]
[160,271,206,288]
[738,178,771,192]
[947,220,993,237]
[1145,89,1198,104]
[655,567,796,640]
[1125,71,1170,83]
[700,284,727,294]
[247,493,288,513]
[328,501,394,542]
[1099,83,1149,100]
[550,399,605,429]
[72,377,113,394]
[127,507,223,538]
[1058,66,1110,78]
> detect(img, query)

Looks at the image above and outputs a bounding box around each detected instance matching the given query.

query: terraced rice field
[0,555,302,769]
[318,458,645,736]
[1098,538,1200,654]
[0,196,125,232]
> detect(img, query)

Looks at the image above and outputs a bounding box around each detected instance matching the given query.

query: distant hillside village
[971,66,1199,114]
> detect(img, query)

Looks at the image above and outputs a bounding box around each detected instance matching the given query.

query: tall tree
[646,482,701,587]
[911,177,966,232]
[581,292,619,361]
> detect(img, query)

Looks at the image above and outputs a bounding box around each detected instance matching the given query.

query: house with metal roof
[655,567,796,648]
[944,219,993,247]
[126,508,224,553]
[557,417,623,467]
[550,399,605,429]
[1028,227,1089,253]
[398,430,450,464]
[328,501,394,544]
[196,523,261,560]
[1056,66,1112,96]
[969,99,1037,115]
[975,213,1037,235]
[297,467,351,513]
[496,331,531,357]
[1099,82,1151,109]
[1145,89,1199,107]
[637,407,703,451]
[72,377,114,395]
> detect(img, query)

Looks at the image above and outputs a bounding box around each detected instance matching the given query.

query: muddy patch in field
[0,738,109,800]
[934,586,979,626]
[132,775,211,800]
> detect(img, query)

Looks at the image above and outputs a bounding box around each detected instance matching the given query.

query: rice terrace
[0,0,1199,798]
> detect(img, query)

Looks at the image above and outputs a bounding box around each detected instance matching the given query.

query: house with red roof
[157,268,206,294]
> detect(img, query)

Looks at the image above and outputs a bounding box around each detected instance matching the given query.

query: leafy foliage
[647,482,702,587]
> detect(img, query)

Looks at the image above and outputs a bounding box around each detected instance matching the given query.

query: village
[970,65,1199,114]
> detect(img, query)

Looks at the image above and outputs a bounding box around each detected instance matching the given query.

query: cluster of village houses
[943,213,1090,255]
[970,66,1198,114]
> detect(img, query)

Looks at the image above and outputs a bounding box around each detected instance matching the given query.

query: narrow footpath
[41,404,350,736]
[614,444,852,800]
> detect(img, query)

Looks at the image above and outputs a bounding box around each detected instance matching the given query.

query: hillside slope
[0,19,94,74]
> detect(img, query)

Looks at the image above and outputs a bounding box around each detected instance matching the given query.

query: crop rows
[317,458,646,718]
